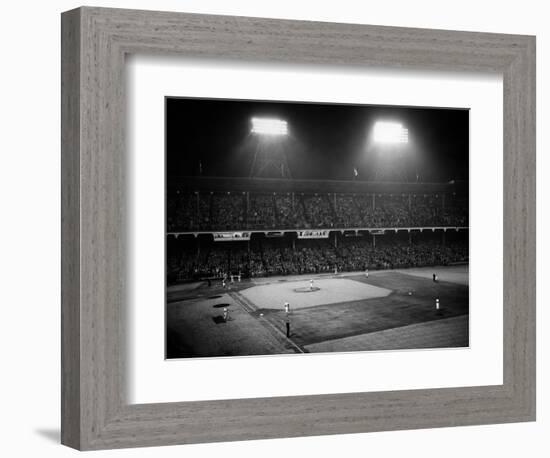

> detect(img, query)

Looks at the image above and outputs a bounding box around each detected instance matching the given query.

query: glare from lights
[373,121,408,144]
[251,118,288,136]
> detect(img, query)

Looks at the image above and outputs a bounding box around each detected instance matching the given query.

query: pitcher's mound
[294,286,321,293]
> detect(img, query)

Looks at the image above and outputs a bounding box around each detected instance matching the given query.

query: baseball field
[166,265,469,358]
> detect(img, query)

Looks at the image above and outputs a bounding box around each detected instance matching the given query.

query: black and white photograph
[165,98,469,359]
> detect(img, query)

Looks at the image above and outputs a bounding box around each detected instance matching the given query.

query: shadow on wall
[35,429,59,444]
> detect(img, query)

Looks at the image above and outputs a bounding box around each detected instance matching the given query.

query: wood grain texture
[61,6,536,450]
[60,8,81,450]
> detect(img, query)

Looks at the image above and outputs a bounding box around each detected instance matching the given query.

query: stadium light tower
[370,120,412,181]
[373,121,408,144]
[249,117,292,178]
[251,118,288,136]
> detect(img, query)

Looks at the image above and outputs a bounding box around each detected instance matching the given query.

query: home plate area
[240,278,391,310]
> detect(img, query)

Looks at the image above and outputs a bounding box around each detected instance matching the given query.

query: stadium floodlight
[373,121,408,144]
[251,117,288,136]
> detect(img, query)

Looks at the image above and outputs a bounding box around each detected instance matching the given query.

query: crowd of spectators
[167,235,468,283]
[273,194,308,228]
[301,195,335,228]
[212,193,246,230]
[248,194,275,229]
[167,191,468,232]
[334,194,364,227]
[167,192,199,232]
[337,238,468,271]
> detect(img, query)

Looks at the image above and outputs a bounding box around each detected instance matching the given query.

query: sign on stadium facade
[213,232,251,241]
[297,229,330,239]
[370,229,386,235]
[266,231,285,237]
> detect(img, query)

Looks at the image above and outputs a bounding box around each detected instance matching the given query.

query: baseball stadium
[165,98,469,359]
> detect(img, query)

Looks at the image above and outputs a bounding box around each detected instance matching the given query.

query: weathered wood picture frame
[61,6,536,450]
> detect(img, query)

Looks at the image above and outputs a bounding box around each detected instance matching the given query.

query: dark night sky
[166,97,469,183]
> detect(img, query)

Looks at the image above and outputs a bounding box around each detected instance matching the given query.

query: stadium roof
[168,176,468,195]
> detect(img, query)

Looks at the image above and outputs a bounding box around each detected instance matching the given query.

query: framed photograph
[61,6,535,450]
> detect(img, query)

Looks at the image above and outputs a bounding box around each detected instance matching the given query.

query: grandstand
[167,177,468,284]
